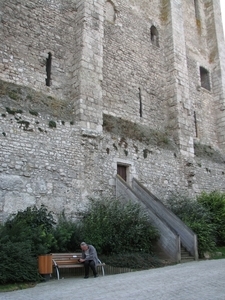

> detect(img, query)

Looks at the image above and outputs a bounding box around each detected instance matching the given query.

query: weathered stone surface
[0,0,225,219]
[4,192,36,214]
[0,175,24,191]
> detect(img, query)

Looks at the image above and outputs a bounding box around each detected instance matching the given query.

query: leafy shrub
[51,212,81,252]
[167,196,216,257]
[77,197,159,255]
[3,205,56,256]
[0,241,40,284]
[197,191,225,246]
[0,205,56,284]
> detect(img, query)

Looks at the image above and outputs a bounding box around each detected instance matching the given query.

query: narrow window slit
[194,111,198,137]
[139,88,142,117]
[46,52,52,86]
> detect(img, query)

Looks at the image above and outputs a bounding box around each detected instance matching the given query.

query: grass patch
[194,142,225,163]
[0,79,73,120]
[211,247,225,259]
[0,282,36,292]
[103,114,175,149]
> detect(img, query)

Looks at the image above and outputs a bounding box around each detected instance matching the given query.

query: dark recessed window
[46,52,52,87]
[200,66,210,91]
[139,88,142,117]
[150,25,159,47]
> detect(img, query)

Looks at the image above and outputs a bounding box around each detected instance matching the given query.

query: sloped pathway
[2,259,225,300]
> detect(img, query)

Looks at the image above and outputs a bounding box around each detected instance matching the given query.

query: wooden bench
[51,253,105,280]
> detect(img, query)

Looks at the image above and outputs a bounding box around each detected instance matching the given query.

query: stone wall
[103,0,167,131]
[102,0,225,154]
[1,85,225,222]
[0,0,79,100]
[0,0,225,221]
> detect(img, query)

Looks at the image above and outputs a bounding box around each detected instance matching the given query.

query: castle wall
[210,0,225,149]
[1,104,225,222]
[76,0,104,130]
[0,0,225,221]
[184,0,215,147]
[162,0,194,156]
[184,0,225,149]
[103,0,168,131]
[0,0,105,130]
[0,0,80,100]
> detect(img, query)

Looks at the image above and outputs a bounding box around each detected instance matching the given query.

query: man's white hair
[80,242,87,246]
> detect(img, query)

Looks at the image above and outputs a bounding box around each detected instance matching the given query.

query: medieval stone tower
[0,0,225,221]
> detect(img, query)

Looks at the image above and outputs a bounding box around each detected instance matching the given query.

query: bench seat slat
[55,261,80,265]
[55,262,105,267]
[57,264,84,268]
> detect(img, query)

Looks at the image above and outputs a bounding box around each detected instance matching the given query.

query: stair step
[181,246,195,262]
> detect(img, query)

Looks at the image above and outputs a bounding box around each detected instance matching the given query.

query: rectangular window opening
[200,66,211,91]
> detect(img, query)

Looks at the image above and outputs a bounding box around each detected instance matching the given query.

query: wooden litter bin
[38,254,52,279]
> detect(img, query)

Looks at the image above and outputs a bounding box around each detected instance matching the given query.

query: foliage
[212,246,225,259]
[103,114,175,149]
[167,195,216,257]
[77,197,159,255]
[197,191,225,246]
[194,142,225,163]
[5,107,23,114]
[51,212,81,252]
[0,241,40,284]
[0,79,73,120]
[49,120,56,128]
[0,205,56,284]
[2,205,56,256]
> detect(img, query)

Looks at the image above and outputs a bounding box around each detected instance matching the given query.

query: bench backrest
[51,253,82,264]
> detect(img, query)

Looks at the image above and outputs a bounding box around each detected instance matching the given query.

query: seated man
[79,242,99,279]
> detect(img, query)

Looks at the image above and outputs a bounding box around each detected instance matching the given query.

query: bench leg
[101,266,105,276]
[55,267,60,280]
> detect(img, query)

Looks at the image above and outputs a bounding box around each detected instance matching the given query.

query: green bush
[77,197,159,255]
[51,212,81,252]
[2,205,56,256]
[0,205,56,284]
[0,241,40,284]
[197,191,225,246]
[167,196,216,257]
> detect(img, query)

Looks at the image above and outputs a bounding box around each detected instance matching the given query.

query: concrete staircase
[181,245,195,263]
[116,175,199,263]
